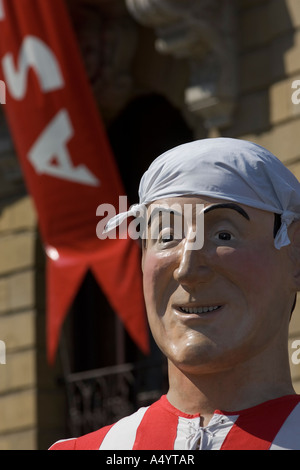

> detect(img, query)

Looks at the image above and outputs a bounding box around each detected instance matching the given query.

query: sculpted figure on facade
[126,0,238,129]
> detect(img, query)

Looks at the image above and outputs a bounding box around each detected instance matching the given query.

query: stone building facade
[0,0,300,450]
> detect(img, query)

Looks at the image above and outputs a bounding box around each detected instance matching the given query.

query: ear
[288,220,300,290]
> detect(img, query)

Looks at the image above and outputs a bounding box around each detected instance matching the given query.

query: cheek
[142,251,178,352]
[142,253,158,302]
[215,245,275,294]
[142,251,175,308]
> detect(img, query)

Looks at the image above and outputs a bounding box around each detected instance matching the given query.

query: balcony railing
[64,359,168,437]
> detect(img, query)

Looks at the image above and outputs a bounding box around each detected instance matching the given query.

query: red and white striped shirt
[50,394,300,450]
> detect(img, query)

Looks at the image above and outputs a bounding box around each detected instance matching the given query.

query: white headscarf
[104,137,300,249]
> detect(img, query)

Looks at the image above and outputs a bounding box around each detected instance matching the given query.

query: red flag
[0,0,149,363]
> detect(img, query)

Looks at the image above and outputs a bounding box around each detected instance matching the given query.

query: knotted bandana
[104,137,300,249]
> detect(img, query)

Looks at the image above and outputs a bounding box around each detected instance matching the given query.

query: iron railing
[64,360,168,436]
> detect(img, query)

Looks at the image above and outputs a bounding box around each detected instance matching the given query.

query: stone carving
[69,0,139,122]
[126,0,237,129]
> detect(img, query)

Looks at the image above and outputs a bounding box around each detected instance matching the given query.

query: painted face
[142,196,294,374]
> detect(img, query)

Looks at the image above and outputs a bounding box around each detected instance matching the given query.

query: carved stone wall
[68,0,139,122]
[125,0,238,129]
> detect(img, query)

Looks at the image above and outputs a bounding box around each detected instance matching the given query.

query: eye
[217,231,232,241]
[159,232,174,244]
[157,225,183,247]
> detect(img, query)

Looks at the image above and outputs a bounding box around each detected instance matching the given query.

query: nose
[173,235,213,287]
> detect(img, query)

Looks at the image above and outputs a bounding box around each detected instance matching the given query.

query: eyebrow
[147,202,250,228]
[147,206,182,227]
[203,203,250,220]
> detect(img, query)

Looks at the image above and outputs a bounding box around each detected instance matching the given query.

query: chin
[166,340,218,373]
[166,339,242,375]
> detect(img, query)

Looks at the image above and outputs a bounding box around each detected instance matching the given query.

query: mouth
[178,305,222,314]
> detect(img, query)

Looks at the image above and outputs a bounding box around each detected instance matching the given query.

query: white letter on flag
[28,109,100,186]
[2,35,64,99]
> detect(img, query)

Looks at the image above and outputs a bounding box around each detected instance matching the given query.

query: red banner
[0,0,149,363]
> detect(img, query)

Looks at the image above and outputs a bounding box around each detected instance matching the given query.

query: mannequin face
[142,196,294,374]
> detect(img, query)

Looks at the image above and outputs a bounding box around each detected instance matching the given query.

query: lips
[179,305,221,314]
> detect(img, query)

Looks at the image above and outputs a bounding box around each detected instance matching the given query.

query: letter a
[28,109,100,186]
